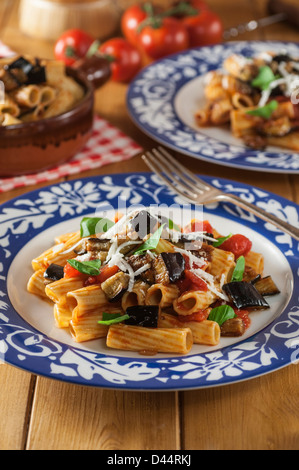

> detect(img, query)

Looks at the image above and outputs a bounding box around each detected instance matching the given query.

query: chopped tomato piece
[176,270,208,293]
[234,308,251,330]
[183,219,214,234]
[178,309,210,323]
[64,262,85,279]
[176,276,192,294]
[185,270,208,291]
[219,234,252,259]
[96,265,119,284]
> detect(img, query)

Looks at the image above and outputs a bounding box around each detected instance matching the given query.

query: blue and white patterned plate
[127,41,299,173]
[0,173,298,390]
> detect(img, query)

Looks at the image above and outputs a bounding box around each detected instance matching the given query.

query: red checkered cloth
[0,41,142,193]
[0,116,142,193]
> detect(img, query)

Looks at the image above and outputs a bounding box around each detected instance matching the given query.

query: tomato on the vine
[139,17,189,60]
[99,38,142,82]
[54,29,95,66]
[121,4,148,46]
[181,8,223,47]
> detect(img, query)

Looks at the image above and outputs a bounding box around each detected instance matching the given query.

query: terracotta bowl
[0,56,111,177]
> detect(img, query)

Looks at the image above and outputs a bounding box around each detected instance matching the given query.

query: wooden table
[1,0,299,451]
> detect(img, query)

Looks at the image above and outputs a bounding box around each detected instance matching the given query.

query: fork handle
[217,193,299,241]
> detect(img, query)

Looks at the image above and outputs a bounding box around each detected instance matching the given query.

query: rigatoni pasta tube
[106,324,193,355]
[67,285,109,321]
[145,283,179,308]
[43,89,75,119]
[27,269,48,299]
[32,231,81,270]
[173,290,216,316]
[121,280,149,311]
[2,113,22,126]
[54,302,73,329]
[209,246,236,283]
[244,251,264,275]
[70,312,109,343]
[0,96,19,117]
[12,85,41,108]
[159,313,220,347]
[45,277,85,304]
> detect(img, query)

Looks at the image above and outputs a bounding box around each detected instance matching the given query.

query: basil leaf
[67,259,102,276]
[208,305,237,326]
[251,66,280,91]
[231,256,245,282]
[246,100,278,120]
[80,217,114,238]
[98,313,130,325]
[134,224,165,255]
[213,233,232,248]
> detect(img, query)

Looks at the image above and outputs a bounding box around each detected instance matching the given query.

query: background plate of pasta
[127,41,299,173]
[0,173,298,390]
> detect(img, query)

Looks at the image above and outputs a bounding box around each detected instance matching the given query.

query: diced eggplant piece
[243,266,261,284]
[101,271,130,302]
[130,211,158,239]
[84,238,111,252]
[153,254,169,285]
[125,305,159,328]
[160,252,185,283]
[221,317,245,337]
[127,254,155,284]
[223,281,270,310]
[254,276,280,296]
[44,264,64,282]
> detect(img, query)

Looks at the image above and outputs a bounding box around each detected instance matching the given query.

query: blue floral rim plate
[127,41,299,174]
[0,173,298,390]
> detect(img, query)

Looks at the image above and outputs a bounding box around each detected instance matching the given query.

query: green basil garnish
[67,259,102,276]
[251,66,280,91]
[134,224,165,255]
[213,234,232,247]
[80,217,114,238]
[231,256,246,282]
[246,100,278,120]
[208,305,237,326]
[98,312,130,325]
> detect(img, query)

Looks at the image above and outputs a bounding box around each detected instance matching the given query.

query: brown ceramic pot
[0,55,111,177]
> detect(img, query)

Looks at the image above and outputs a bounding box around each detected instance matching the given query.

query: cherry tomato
[219,234,252,259]
[139,17,189,60]
[99,38,142,82]
[121,4,148,46]
[181,8,223,47]
[64,262,85,279]
[54,29,94,67]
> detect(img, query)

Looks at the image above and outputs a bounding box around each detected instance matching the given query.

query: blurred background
[1,0,299,60]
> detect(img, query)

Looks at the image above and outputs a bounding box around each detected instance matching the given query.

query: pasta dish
[27,210,280,355]
[0,55,85,126]
[195,51,299,150]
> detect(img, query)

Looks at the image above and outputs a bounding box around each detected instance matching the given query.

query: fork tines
[142,146,212,203]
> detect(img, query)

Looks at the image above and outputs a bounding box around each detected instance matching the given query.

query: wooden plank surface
[0,0,298,451]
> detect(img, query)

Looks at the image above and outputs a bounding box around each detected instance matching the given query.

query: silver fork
[142,147,299,242]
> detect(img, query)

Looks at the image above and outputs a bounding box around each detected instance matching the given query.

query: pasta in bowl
[0,54,111,177]
[27,209,280,356]
[195,51,299,151]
